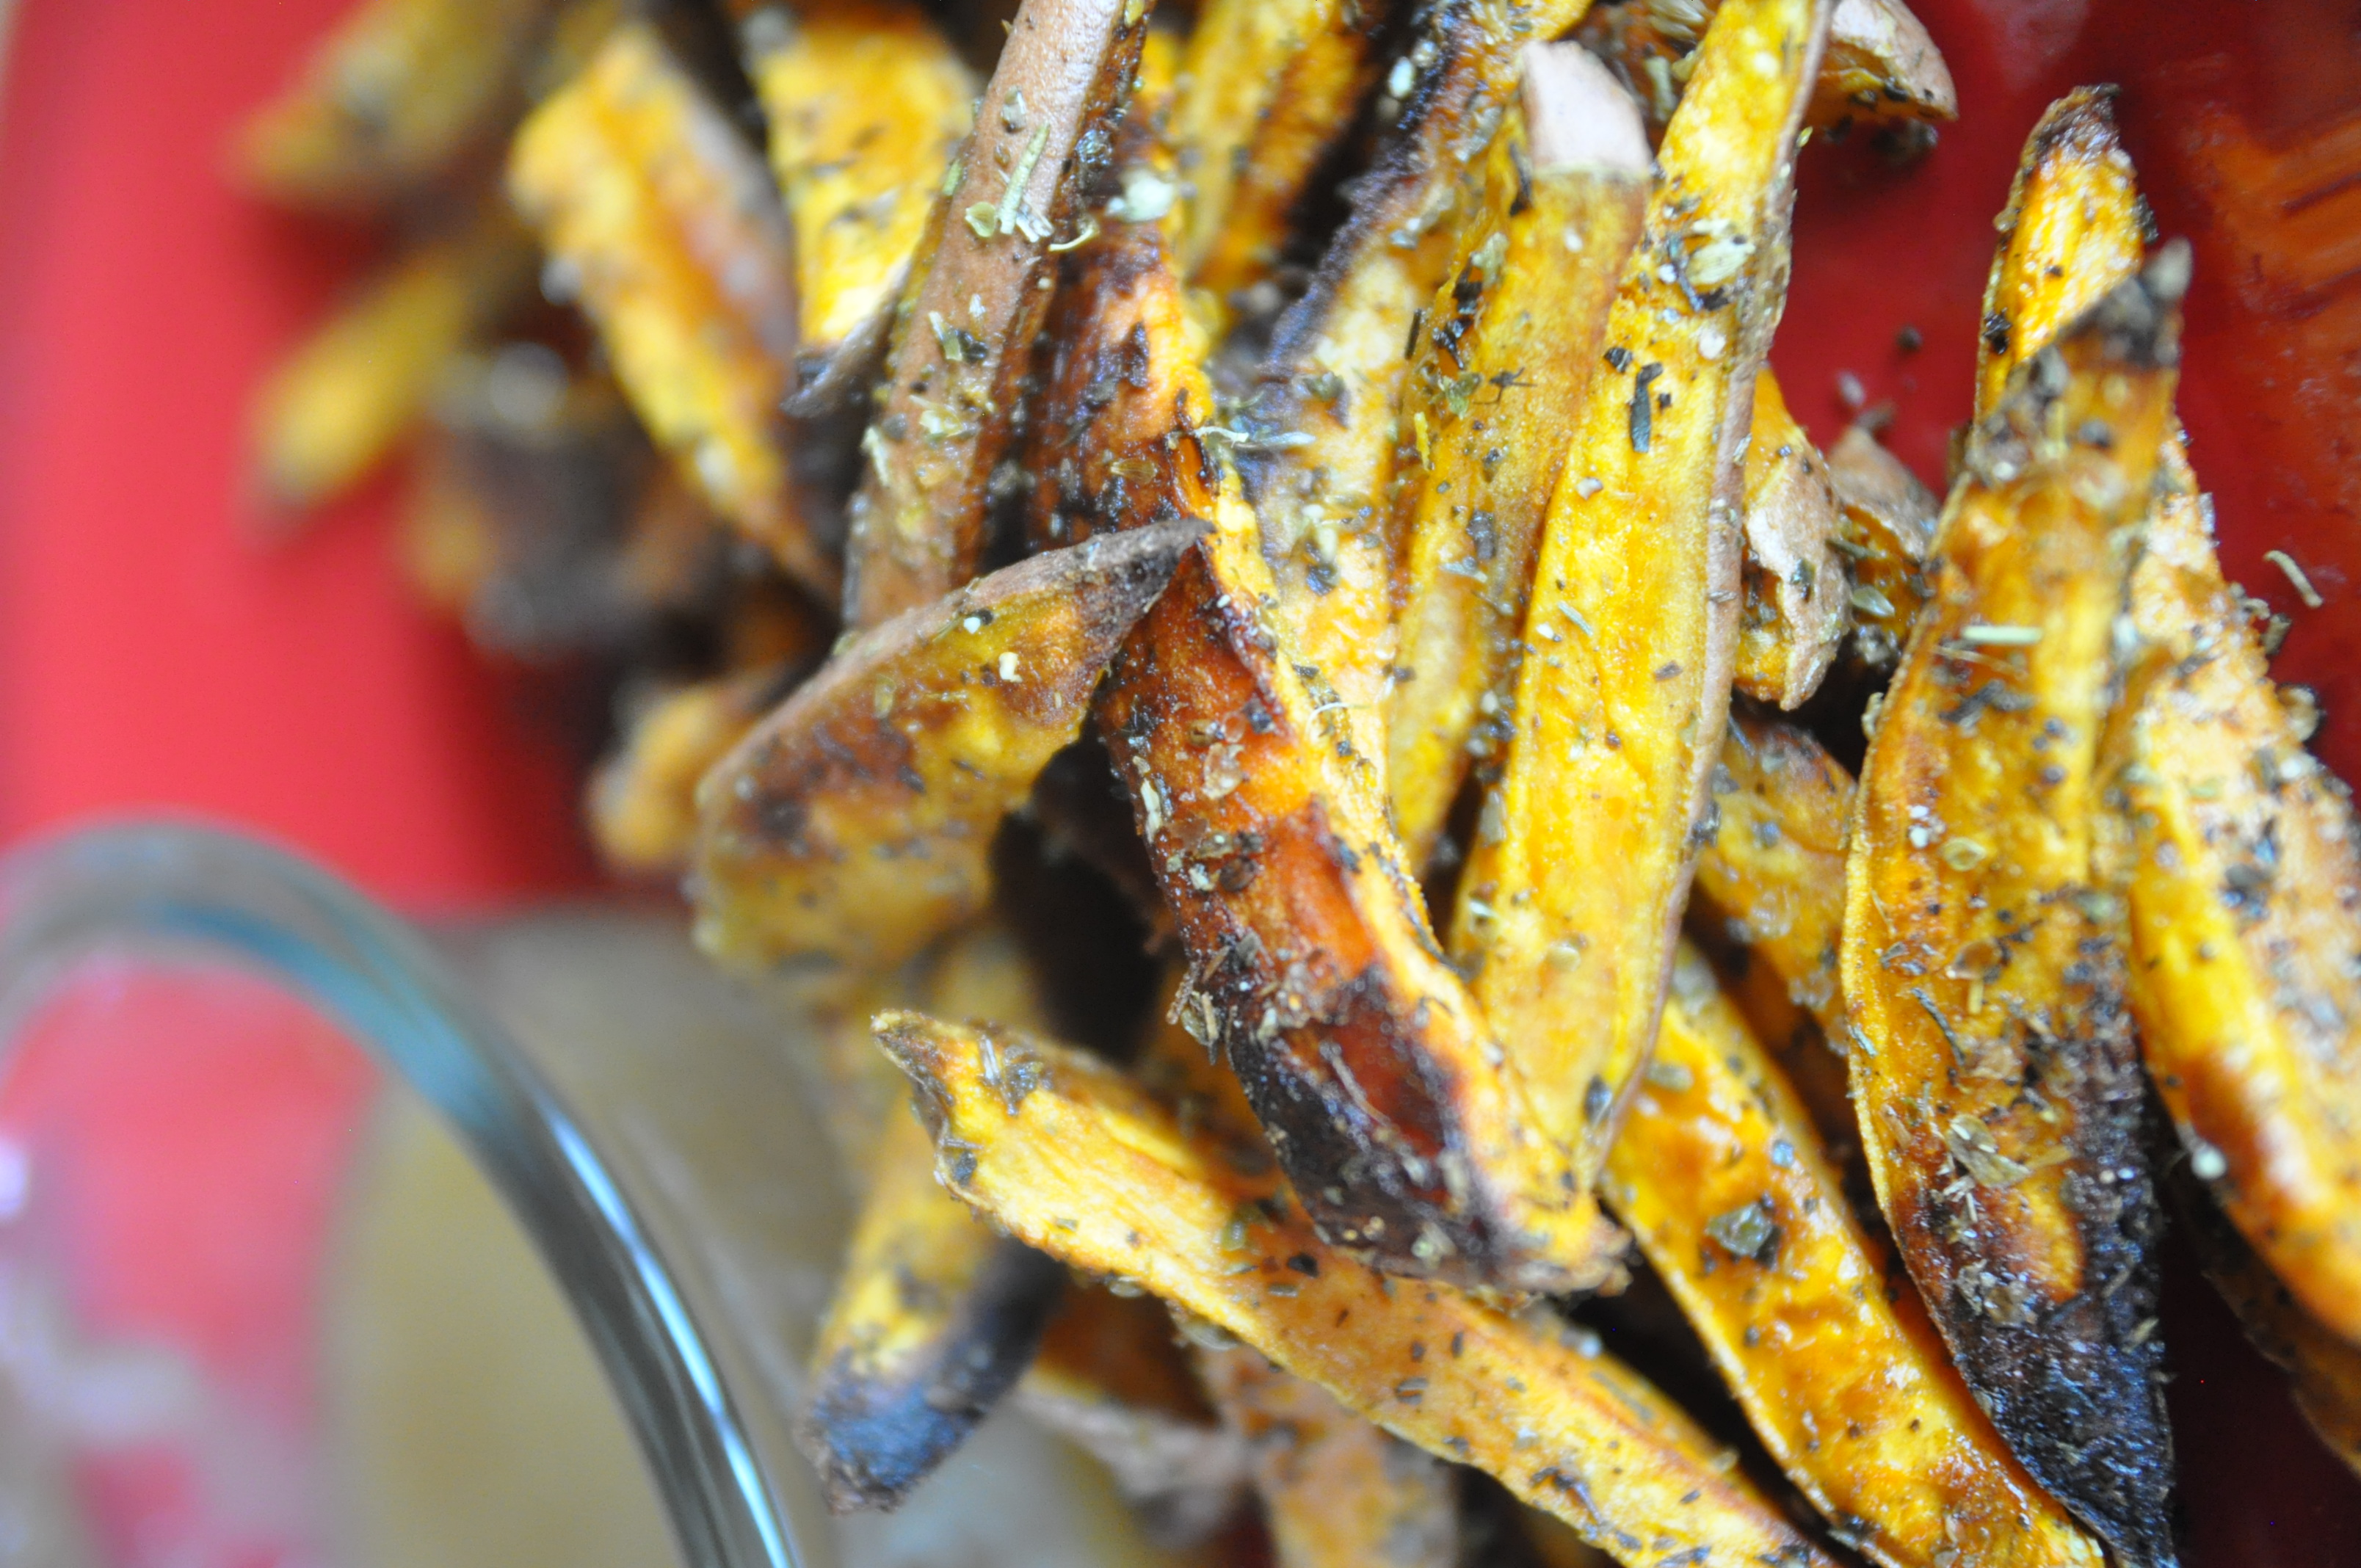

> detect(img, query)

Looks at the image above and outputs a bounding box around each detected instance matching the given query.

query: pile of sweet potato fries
[241,2,2361,1563]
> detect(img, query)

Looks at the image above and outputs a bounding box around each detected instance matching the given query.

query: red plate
[0,0,2357,1561]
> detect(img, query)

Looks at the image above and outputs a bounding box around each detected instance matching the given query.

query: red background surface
[0,0,2357,1563]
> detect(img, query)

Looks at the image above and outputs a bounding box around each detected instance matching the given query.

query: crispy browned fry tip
[870,1010,1842,1568]
[1607,944,2106,1568]
[692,518,1201,977]
[736,1,975,411]
[1385,42,1651,866]
[250,206,537,516]
[1577,0,1951,137]
[1016,1287,1250,1545]
[1196,1345,1462,1568]
[1824,423,1939,669]
[1450,0,1828,1255]
[1843,250,2189,1568]
[1733,370,1848,710]
[841,0,1153,628]
[238,0,554,206]
[508,23,837,593]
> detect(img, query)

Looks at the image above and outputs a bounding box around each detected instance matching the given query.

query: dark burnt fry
[1165,0,1389,308]
[1826,424,1939,669]
[692,520,1199,976]
[873,1012,1843,1568]
[841,0,1154,627]
[1385,44,1651,866]
[1607,945,2106,1568]
[733,1,976,404]
[1577,0,1952,139]
[1732,370,1849,711]
[1237,0,1589,769]
[1197,1345,1463,1568]
[239,0,554,206]
[1840,257,2188,1568]
[509,23,834,592]
[1450,0,1827,1238]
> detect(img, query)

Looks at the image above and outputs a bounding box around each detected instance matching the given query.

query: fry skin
[1385,48,1651,866]
[1238,1,1589,767]
[239,0,552,205]
[509,23,832,591]
[1165,0,1385,306]
[1732,370,1848,711]
[692,520,1199,976]
[1197,1346,1462,1568]
[841,0,1152,626]
[1840,259,2187,1568]
[251,208,536,512]
[736,2,975,396]
[1606,945,2106,1568]
[1451,0,1827,1218]
[872,1012,1842,1568]
[1981,90,2361,1351]
[1825,424,1939,670]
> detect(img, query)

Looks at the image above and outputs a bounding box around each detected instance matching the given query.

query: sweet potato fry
[1693,714,1853,1033]
[239,0,553,205]
[799,920,1069,1511]
[1575,0,1951,137]
[841,0,1153,626]
[1164,0,1386,306]
[692,520,1199,975]
[1449,0,1827,1219]
[1238,2,1588,762]
[1385,48,1651,865]
[735,2,976,399]
[2175,1172,2361,1483]
[250,207,536,512]
[1981,90,2361,1352]
[872,1012,1842,1568]
[1016,1286,1251,1545]
[1197,1346,1462,1568]
[509,23,833,590]
[589,661,807,879]
[1840,259,2187,1567]
[1732,371,1848,710]
[1606,945,2106,1568]
[1825,424,1939,669]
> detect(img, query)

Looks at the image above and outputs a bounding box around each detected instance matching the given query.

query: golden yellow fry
[1825,424,1939,669]
[1693,714,1854,1032]
[1451,0,1827,1218]
[694,520,1198,976]
[1238,1,1589,769]
[1732,370,1848,710]
[239,0,552,204]
[251,208,535,512]
[1385,48,1651,865]
[1197,1346,1461,1568]
[737,2,975,393]
[872,1012,1842,1568]
[1166,0,1385,305]
[841,0,1153,627]
[799,921,1065,1512]
[509,23,832,591]
[1980,89,2361,1352]
[1606,945,2106,1568]
[1015,1287,1250,1545]
[1840,259,2186,1568]
[1577,0,1951,136]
